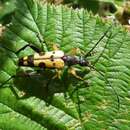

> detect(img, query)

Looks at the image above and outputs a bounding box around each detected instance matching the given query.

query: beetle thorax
[62,55,89,66]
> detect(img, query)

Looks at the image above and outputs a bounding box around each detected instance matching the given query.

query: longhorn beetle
[0,24,120,119]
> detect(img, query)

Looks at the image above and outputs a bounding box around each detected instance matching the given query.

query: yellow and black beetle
[18,50,89,69]
[0,24,120,114]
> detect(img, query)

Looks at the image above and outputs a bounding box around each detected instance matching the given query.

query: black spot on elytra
[52,51,55,54]
[53,62,56,66]
[38,62,45,68]
[50,55,54,61]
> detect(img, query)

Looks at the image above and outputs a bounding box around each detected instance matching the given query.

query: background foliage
[0,0,130,130]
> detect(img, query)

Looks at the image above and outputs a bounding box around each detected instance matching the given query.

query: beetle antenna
[93,30,112,66]
[88,64,120,110]
[84,24,113,58]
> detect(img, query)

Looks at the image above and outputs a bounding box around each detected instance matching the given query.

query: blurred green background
[1,0,130,26]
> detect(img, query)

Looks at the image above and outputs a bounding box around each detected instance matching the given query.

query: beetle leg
[52,44,60,51]
[68,67,83,80]
[68,48,81,56]
[68,67,89,86]
[52,69,62,79]
[69,47,95,58]
[10,85,26,99]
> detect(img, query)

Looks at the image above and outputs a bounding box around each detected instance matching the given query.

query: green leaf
[0,0,16,24]
[0,0,130,129]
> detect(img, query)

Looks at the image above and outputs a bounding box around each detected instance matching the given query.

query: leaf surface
[0,0,130,130]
